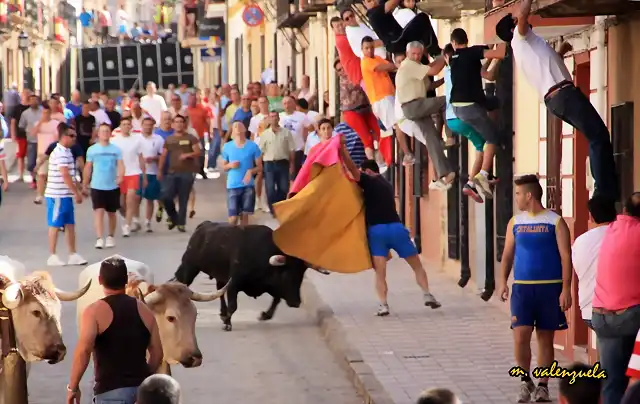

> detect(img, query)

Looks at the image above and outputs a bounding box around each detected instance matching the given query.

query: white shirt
[116,9,129,26]
[298,89,314,102]
[111,133,145,176]
[306,110,319,124]
[279,111,310,151]
[139,133,165,175]
[45,144,75,198]
[140,94,168,124]
[90,109,112,126]
[345,25,387,59]
[393,8,416,28]
[571,225,609,320]
[511,28,572,99]
[261,68,275,84]
[248,113,266,140]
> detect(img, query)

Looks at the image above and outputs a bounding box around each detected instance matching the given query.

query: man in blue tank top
[497,174,572,403]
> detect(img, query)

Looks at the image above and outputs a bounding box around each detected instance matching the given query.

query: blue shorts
[367,222,418,259]
[227,186,255,217]
[137,174,161,201]
[510,283,568,330]
[46,197,75,228]
[94,386,137,404]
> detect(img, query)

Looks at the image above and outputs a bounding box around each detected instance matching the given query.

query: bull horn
[191,279,231,302]
[1,283,24,310]
[269,255,286,267]
[55,279,92,302]
[144,290,163,306]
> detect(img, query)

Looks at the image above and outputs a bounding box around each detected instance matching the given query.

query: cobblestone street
[0,177,362,404]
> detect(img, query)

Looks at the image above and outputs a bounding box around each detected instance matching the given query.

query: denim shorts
[93,386,138,404]
[227,186,255,217]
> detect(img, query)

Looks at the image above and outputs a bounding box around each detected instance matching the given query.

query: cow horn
[1,283,24,310]
[55,279,92,302]
[190,279,231,302]
[144,290,163,306]
[269,255,286,267]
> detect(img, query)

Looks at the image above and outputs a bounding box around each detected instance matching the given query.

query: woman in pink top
[33,105,60,204]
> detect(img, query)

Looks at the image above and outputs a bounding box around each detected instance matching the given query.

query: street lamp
[18,31,29,52]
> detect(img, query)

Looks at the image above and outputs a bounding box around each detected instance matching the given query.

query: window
[260,35,266,71]
[248,43,253,83]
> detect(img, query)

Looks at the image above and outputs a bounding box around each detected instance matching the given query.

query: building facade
[0,0,76,97]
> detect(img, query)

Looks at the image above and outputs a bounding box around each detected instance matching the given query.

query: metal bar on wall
[413,141,425,253]
[136,44,144,91]
[78,48,85,95]
[117,45,124,92]
[97,47,104,92]
[399,150,406,224]
[447,137,461,261]
[155,44,163,89]
[274,32,278,83]
[176,42,182,85]
[459,136,471,287]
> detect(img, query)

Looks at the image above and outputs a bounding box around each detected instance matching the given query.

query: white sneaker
[210,171,221,179]
[132,219,141,232]
[145,221,152,233]
[67,253,88,266]
[105,236,116,248]
[46,254,65,267]
[122,224,131,237]
[95,238,105,249]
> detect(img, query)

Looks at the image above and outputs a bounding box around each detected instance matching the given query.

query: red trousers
[343,109,392,166]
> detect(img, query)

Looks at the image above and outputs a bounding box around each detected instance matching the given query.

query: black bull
[171,221,327,331]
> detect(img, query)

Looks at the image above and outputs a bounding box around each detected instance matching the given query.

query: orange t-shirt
[360,56,395,104]
[187,104,212,138]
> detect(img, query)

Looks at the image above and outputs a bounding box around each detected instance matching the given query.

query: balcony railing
[276,0,312,28]
[300,0,333,12]
[417,0,486,19]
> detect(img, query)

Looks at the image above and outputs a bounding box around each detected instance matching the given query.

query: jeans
[93,386,138,404]
[402,97,452,178]
[264,160,290,211]
[452,103,501,145]
[161,172,196,226]
[592,304,640,404]
[27,141,37,173]
[208,129,221,169]
[198,137,207,176]
[545,84,619,200]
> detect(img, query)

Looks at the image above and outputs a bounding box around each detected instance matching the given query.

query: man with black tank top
[66,257,163,404]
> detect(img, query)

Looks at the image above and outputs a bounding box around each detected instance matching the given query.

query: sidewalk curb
[302,279,396,404]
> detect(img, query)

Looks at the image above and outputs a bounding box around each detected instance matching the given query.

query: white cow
[0,255,91,404]
[77,255,228,371]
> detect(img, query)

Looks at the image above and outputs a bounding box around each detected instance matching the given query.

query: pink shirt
[37,120,60,155]
[592,215,640,310]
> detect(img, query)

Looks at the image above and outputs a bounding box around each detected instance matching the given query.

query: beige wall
[608,16,640,191]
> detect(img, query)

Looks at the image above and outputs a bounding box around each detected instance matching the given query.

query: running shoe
[473,173,493,199]
[517,381,535,403]
[189,210,196,219]
[122,224,131,237]
[532,385,551,402]
[67,253,88,266]
[375,303,390,317]
[46,255,65,267]
[423,292,442,309]
[463,183,483,203]
[95,238,104,249]
[105,236,116,248]
[156,207,164,223]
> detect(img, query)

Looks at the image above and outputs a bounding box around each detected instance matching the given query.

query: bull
[77,255,229,374]
[0,256,91,404]
[172,222,328,331]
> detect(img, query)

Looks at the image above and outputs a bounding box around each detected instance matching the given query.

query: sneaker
[155,207,163,223]
[105,236,116,248]
[145,221,152,232]
[210,171,221,179]
[131,220,141,232]
[473,173,494,199]
[189,210,196,219]
[122,224,131,237]
[428,179,453,191]
[462,183,484,203]
[423,292,442,309]
[46,254,66,267]
[168,220,176,230]
[67,253,88,266]
[177,225,186,233]
[95,238,104,249]
[33,196,43,205]
[402,154,415,166]
[517,381,535,403]
[375,304,390,317]
[532,385,551,402]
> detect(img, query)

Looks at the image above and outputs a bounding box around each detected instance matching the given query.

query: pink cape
[289,135,347,196]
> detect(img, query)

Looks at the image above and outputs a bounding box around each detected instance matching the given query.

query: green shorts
[446,118,486,152]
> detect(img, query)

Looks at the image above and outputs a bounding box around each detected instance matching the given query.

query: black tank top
[93,294,151,395]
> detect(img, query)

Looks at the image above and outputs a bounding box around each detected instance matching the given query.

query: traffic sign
[200,47,222,63]
[242,4,264,27]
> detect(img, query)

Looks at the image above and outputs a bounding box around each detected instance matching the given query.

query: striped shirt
[335,123,366,167]
[45,144,75,198]
[627,330,640,379]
